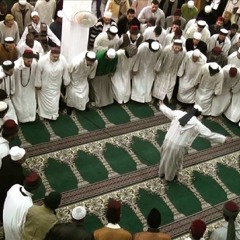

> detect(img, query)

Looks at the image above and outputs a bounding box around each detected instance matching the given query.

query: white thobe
[159,104,226,181]
[224,76,240,123]
[177,51,207,104]
[195,63,224,115]
[131,42,161,103]
[0,137,9,168]
[34,0,56,26]
[143,26,167,46]
[207,34,231,56]
[228,51,240,68]
[111,49,137,104]
[163,32,186,48]
[3,184,33,240]
[229,32,240,46]
[184,25,210,43]
[152,45,186,100]
[17,40,44,58]
[209,222,240,240]
[0,68,18,123]
[35,52,70,120]
[12,57,37,123]
[94,32,119,52]
[211,65,240,116]
[66,52,98,111]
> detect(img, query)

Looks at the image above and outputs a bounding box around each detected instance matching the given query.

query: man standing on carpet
[89,48,118,108]
[209,201,240,240]
[134,208,171,240]
[66,51,98,114]
[159,101,230,182]
[3,171,41,240]
[186,219,207,240]
[35,47,70,120]
[12,49,37,123]
[94,199,132,240]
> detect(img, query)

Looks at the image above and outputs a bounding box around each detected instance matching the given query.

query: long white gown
[211,65,240,116]
[177,51,207,104]
[12,57,37,123]
[152,45,186,101]
[195,63,224,115]
[131,42,161,103]
[228,51,240,68]
[35,52,70,120]
[66,51,98,111]
[111,49,137,104]
[159,104,226,181]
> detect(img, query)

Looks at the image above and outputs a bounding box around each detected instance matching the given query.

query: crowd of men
[0,0,240,239]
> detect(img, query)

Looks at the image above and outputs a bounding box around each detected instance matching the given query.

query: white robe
[143,26,167,46]
[207,34,231,56]
[131,42,161,103]
[177,51,207,104]
[228,51,240,68]
[0,137,9,168]
[211,65,240,116]
[3,184,33,240]
[184,25,210,43]
[35,52,70,120]
[0,68,18,123]
[195,63,224,115]
[111,49,137,104]
[152,45,186,100]
[17,40,44,58]
[66,52,98,111]
[94,32,119,52]
[159,104,226,181]
[163,32,186,48]
[12,57,37,123]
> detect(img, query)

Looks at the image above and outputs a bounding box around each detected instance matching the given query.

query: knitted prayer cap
[72,206,87,220]
[23,49,35,59]
[212,46,222,55]
[2,60,15,71]
[4,37,14,44]
[86,51,96,62]
[9,146,26,161]
[147,208,161,228]
[130,25,139,35]
[1,119,18,135]
[106,199,121,224]
[190,219,206,239]
[229,67,237,77]
[44,191,62,210]
[5,14,14,21]
[106,48,116,59]
[19,0,27,5]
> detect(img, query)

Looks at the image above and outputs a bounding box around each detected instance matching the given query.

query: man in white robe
[228,48,240,67]
[0,60,18,123]
[152,39,186,102]
[211,65,240,117]
[35,47,70,120]
[131,40,161,103]
[66,51,98,113]
[207,29,231,56]
[112,45,138,104]
[159,102,229,182]
[12,50,37,123]
[94,26,119,52]
[143,25,166,46]
[3,172,41,240]
[195,62,224,116]
[177,49,207,105]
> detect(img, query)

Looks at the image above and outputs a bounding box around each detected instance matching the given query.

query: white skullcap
[86,51,96,60]
[174,39,183,45]
[31,11,39,17]
[194,104,202,112]
[72,206,86,220]
[193,32,202,40]
[9,146,26,161]
[220,28,228,35]
[4,37,14,43]
[19,0,27,5]
[187,0,194,8]
[3,60,13,67]
[106,48,116,59]
[103,11,112,18]
[109,26,118,34]
[151,41,160,51]
[57,10,63,18]
[197,20,206,27]
[204,5,212,13]
[193,49,201,57]
[0,101,8,112]
[210,62,219,70]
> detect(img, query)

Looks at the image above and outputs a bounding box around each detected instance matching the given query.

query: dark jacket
[185,38,207,56]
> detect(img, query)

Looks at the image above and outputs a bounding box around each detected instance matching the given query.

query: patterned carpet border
[26,114,168,157]
[34,138,240,207]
